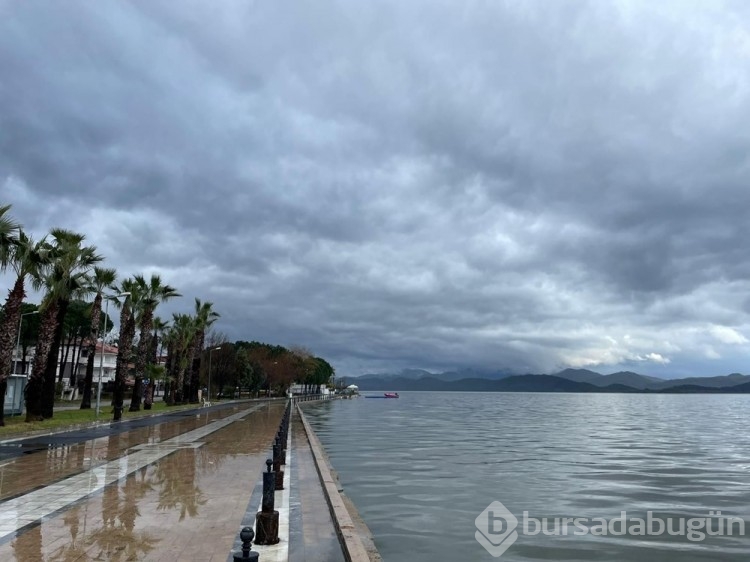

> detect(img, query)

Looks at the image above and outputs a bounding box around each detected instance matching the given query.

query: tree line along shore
[0,203,334,426]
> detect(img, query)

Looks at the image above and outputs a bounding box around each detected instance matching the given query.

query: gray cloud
[2,0,750,377]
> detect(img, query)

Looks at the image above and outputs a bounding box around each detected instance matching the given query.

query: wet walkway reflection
[0,404,260,502]
[0,401,284,561]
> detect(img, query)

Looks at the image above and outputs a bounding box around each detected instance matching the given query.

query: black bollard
[255,459,280,545]
[233,527,259,561]
[273,440,284,490]
[277,433,287,466]
[262,459,275,512]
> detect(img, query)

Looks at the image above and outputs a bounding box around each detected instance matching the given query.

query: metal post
[95,297,110,418]
[14,311,38,374]
[208,346,220,404]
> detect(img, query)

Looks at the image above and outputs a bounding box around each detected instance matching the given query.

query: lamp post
[207,346,221,403]
[96,292,130,417]
[14,310,38,375]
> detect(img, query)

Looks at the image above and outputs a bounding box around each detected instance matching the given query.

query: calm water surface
[303,392,750,561]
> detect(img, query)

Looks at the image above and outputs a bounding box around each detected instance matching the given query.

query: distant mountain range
[349,368,750,393]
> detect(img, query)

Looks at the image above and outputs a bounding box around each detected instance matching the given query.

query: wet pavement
[0,401,286,561]
[0,399,359,562]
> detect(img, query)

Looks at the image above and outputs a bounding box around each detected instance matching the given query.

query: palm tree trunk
[114,308,135,421]
[188,344,199,403]
[176,363,186,404]
[0,276,25,426]
[71,331,82,388]
[129,309,153,412]
[175,344,189,404]
[149,331,159,364]
[80,351,97,409]
[80,294,102,409]
[26,301,59,422]
[188,331,205,403]
[42,299,69,418]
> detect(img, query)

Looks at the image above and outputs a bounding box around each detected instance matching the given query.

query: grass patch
[0,401,203,440]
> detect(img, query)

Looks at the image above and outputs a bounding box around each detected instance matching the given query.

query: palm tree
[35,230,102,419]
[0,207,25,426]
[0,204,19,265]
[26,230,102,420]
[26,292,60,421]
[129,274,180,412]
[187,299,220,402]
[169,313,196,404]
[112,278,138,421]
[79,267,117,409]
[0,232,51,423]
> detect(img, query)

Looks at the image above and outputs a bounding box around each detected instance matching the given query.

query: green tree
[311,356,335,391]
[234,347,264,394]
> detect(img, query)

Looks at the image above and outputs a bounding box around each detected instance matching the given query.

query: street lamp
[14,310,38,374]
[207,346,221,403]
[96,292,130,417]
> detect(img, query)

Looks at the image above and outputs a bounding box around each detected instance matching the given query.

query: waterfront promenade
[0,398,372,561]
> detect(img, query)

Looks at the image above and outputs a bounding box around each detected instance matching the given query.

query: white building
[77,342,119,385]
[13,341,120,386]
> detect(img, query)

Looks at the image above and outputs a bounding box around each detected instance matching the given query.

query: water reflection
[12,525,42,562]
[155,449,206,520]
[0,406,243,501]
[91,472,159,560]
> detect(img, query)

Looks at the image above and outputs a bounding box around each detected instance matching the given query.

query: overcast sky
[2,0,750,378]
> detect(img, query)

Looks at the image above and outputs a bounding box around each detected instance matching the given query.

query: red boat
[384,392,399,398]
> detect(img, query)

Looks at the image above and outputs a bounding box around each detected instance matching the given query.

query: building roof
[94,342,119,354]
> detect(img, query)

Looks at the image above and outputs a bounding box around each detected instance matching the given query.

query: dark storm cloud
[2,0,750,376]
